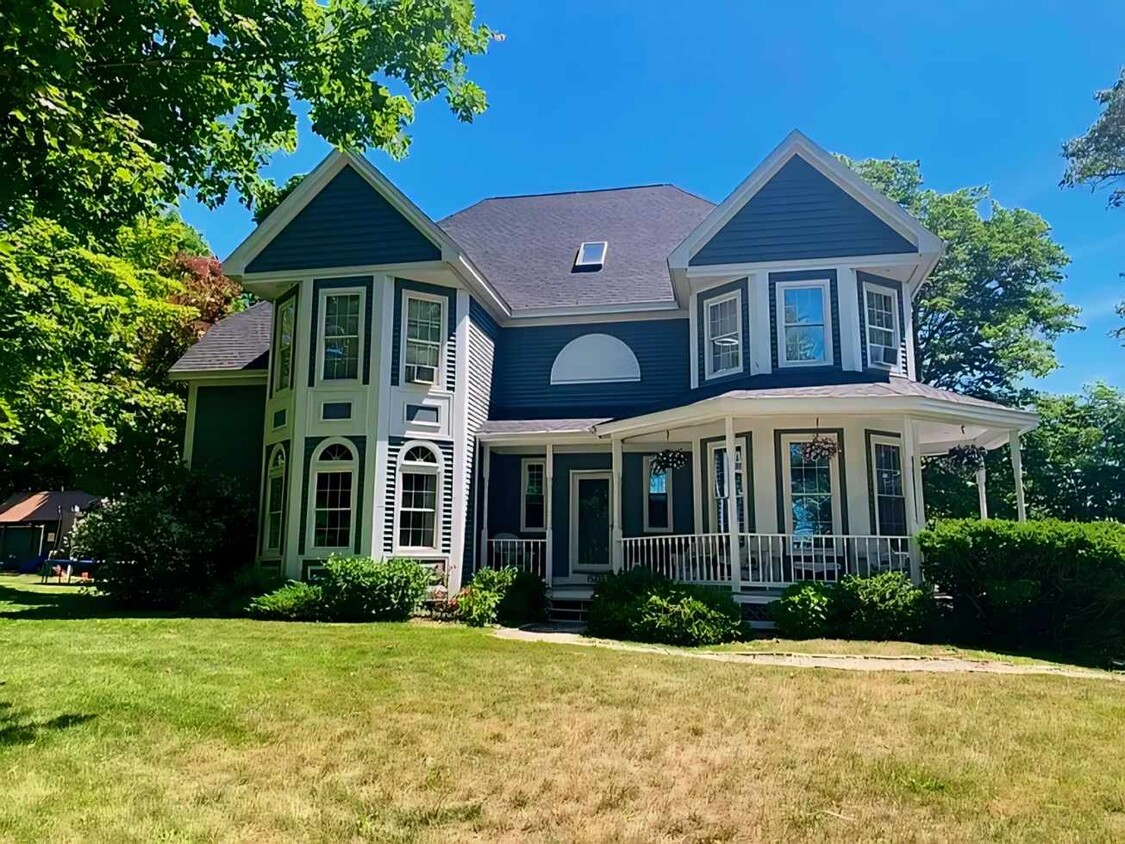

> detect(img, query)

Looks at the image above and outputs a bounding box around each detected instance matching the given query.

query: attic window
[574,241,607,270]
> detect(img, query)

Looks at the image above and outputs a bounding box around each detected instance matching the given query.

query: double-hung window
[321,292,362,381]
[782,434,841,536]
[264,446,287,554]
[704,292,742,378]
[273,298,295,393]
[310,442,356,550]
[403,294,444,386]
[397,445,441,550]
[643,456,672,533]
[521,459,546,532]
[870,437,908,536]
[864,284,901,371]
[709,442,747,533]
[778,281,831,366]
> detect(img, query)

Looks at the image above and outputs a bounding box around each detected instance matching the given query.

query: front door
[569,471,611,573]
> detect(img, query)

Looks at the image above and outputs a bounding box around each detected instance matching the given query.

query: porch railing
[620,533,732,585]
[616,533,913,588]
[487,538,548,581]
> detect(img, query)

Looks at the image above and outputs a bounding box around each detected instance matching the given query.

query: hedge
[919,519,1125,661]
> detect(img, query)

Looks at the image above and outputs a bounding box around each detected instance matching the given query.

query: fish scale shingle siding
[690,155,915,266]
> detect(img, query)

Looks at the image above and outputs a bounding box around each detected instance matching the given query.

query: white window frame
[776,279,833,367]
[394,440,443,554]
[263,445,287,554]
[704,290,743,380]
[869,435,907,536]
[273,297,296,395]
[863,281,902,373]
[642,455,674,534]
[306,438,358,553]
[575,241,608,267]
[400,290,446,389]
[520,458,547,534]
[317,287,366,384]
[707,440,751,534]
[780,433,843,536]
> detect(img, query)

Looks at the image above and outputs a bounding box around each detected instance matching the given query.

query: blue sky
[181,0,1125,394]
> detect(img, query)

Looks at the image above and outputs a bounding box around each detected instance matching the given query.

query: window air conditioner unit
[872,345,899,368]
[407,364,437,385]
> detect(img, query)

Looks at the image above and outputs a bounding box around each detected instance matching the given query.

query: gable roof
[0,491,100,523]
[169,301,272,376]
[440,185,713,313]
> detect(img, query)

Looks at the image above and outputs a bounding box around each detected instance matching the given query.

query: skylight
[575,241,608,269]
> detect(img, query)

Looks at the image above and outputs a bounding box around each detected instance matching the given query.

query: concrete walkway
[494,628,1122,681]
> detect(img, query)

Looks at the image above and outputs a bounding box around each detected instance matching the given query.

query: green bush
[248,581,323,621]
[69,470,256,609]
[183,564,285,617]
[317,556,433,622]
[920,519,1125,660]
[834,571,934,641]
[769,582,836,639]
[455,567,548,627]
[587,567,743,646]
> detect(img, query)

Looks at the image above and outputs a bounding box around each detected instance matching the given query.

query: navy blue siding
[390,279,457,390]
[691,155,915,266]
[551,453,611,577]
[856,272,909,372]
[621,453,694,537]
[248,166,441,273]
[491,320,691,419]
[769,269,842,372]
[383,438,454,556]
[696,279,751,384]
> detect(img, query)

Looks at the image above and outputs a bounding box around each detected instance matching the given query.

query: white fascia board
[475,429,601,447]
[669,129,944,272]
[167,369,269,385]
[503,300,685,325]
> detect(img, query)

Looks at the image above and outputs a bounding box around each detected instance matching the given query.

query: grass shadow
[0,583,180,621]
[0,699,96,747]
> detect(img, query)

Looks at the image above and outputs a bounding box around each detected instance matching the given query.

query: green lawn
[2,576,1125,842]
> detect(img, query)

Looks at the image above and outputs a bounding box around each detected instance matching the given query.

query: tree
[1063,67,1125,207]
[841,157,1079,401]
[2,1,491,238]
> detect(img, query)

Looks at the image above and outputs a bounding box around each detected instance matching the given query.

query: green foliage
[185,564,286,617]
[1062,67,1125,209]
[317,556,433,622]
[69,469,256,609]
[253,174,306,224]
[455,567,548,627]
[919,519,1125,661]
[833,572,934,642]
[1,0,491,238]
[248,581,324,621]
[587,568,743,647]
[841,156,1078,402]
[769,582,836,639]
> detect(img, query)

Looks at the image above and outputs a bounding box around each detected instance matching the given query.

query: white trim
[575,241,608,268]
[868,434,907,536]
[862,279,902,373]
[305,437,359,554]
[775,279,833,367]
[569,470,613,573]
[402,403,441,428]
[520,458,547,534]
[684,252,925,279]
[703,289,743,379]
[706,439,751,535]
[641,455,673,534]
[393,440,444,555]
[168,369,268,384]
[182,382,199,464]
[779,432,843,535]
[399,289,447,388]
[316,285,366,385]
[835,266,862,372]
[263,445,287,554]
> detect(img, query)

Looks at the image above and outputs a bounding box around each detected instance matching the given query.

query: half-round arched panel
[550,333,641,385]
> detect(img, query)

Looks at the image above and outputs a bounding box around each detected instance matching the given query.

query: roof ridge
[474,183,682,202]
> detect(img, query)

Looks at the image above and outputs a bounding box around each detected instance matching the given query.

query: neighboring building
[0,491,100,569]
[170,130,1034,609]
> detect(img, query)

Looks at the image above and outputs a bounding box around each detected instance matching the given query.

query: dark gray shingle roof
[170,301,272,374]
[440,185,713,312]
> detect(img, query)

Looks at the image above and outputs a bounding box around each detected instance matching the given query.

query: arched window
[263,445,287,554]
[309,440,357,550]
[396,442,442,552]
[549,334,641,385]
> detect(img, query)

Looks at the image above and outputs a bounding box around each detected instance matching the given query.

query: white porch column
[478,443,491,572]
[1010,430,1027,522]
[611,436,623,572]
[976,465,988,520]
[724,416,742,592]
[901,417,923,583]
[544,444,554,589]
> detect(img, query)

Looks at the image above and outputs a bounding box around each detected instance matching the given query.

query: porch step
[548,598,590,623]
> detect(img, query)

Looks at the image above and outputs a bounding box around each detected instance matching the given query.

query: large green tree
[1,0,491,237]
[841,157,1079,401]
[1063,67,1125,208]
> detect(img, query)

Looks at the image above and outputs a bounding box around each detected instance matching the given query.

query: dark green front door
[571,472,611,572]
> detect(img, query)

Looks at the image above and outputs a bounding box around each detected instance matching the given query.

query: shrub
[834,571,934,641]
[183,564,285,617]
[455,567,548,627]
[587,567,743,646]
[69,470,256,609]
[317,556,433,622]
[248,581,323,621]
[920,518,1125,661]
[769,582,836,639]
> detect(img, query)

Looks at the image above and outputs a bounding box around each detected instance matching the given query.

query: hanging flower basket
[650,448,689,474]
[944,444,987,473]
[800,434,839,463]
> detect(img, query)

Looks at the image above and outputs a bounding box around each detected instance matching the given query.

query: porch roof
[477,418,606,443]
